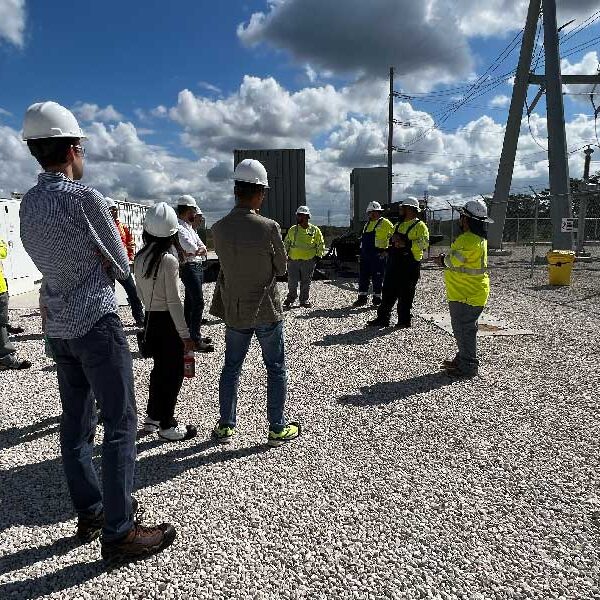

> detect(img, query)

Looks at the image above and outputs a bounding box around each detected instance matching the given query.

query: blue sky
[0,1,599,224]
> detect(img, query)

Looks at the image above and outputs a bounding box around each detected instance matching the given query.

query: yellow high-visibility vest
[443,231,490,306]
[284,224,325,260]
[394,219,430,261]
[363,218,394,249]
[0,239,7,294]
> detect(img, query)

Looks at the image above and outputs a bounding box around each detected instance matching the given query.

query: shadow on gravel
[0,438,268,534]
[338,373,453,406]
[135,441,270,490]
[0,415,60,451]
[0,556,106,600]
[314,326,392,346]
[41,364,57,372]
[0,535,79,577]
[10,332,44,342]
[295,306,371,320]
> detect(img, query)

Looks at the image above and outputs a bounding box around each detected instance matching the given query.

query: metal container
[233,149,305,230]
[350,167,388,232]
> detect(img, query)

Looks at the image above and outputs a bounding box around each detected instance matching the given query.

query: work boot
[366,317,389,327]
[101,522,177,563]
[143,416,160,433]
[446,367,478,379]
[283,298,294,309]
[77,497,139,543]
[352,296,368,308]
[300,301,312,308]
[195,340,214,353]
[372,296,382,306]
[441,357,459,370]
[395,322,411,329]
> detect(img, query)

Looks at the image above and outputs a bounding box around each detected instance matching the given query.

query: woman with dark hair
[436,199,493,379]
[134,202,197,442]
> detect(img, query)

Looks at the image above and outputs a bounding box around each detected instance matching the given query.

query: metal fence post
[529,188,540,278]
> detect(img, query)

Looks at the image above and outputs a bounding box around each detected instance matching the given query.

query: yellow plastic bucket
[546,250,575,286]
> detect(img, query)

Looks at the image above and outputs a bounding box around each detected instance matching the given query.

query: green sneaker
[267,422,301,448]
[212,423,235,444]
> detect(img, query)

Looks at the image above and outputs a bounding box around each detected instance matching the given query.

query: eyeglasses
[72,145,86,157]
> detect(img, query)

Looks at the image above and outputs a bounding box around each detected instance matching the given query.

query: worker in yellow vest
[436,199,492,378]
[284,206,325,308]
[0,238,31,370]
[367,197,429,328]
[353,201,394,307]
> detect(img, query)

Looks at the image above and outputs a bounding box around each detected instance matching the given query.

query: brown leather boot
[77,497,139,544]
[101,523,176,562]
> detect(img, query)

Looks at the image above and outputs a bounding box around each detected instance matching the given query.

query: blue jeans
[117,273,145,324]
[219,321,287,432]
[49,313,137,542]
[179,263,204,342]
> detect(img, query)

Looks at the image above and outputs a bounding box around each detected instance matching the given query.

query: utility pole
[488,0,600,250]
[576,145,594,255]
[387,67,394,207]
[543,0,573,250]
[488,0,541,249]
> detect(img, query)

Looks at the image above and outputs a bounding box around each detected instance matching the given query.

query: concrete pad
[419,312,536,336]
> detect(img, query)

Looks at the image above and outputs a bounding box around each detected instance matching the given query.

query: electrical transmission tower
[488,0,600,250]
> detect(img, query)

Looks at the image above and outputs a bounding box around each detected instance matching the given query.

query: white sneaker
[158,424,197,442]
[143,417,160,433]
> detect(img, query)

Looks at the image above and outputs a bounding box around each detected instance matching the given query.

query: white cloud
[72,103,123,123]
[0,0,25,47]
[198,81,222,95]
[0,107,12,117]
[561,51,600,102]
[491,94,511,108]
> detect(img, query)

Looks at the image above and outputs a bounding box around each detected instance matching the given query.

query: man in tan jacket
[210,159,301,448]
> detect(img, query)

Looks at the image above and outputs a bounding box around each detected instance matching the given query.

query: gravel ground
[1,256,599,600]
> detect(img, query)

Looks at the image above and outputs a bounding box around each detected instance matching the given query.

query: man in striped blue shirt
[20,101,175,562]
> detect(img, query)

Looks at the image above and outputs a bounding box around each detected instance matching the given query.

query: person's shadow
[338,372,453,406]
[0,435,270,597]
[314,326,393,347]
[0,415,60,451]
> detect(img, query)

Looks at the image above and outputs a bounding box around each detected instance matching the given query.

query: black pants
[179,263,204,343]
[146,312,184,429]
[377,257,420,326]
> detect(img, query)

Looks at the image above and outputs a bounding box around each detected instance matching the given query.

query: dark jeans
[49,313,137,542]
[0,292,17,367]
[179,263,204,342]
[377,258,421,325]
[117,273,144,324]
[358,252,386,297]
[219,321,287,432]
[146,311,184,429]
[449,301,484,375]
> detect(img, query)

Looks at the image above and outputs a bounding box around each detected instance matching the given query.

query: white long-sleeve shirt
[134,252,189,339]
[177,218,206,264]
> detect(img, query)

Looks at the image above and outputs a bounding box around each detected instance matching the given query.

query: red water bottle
[183,351,195,378]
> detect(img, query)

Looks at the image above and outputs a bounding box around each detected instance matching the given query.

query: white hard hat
[459,199,494,223]
[23,101,86,141]
[177,194,198,210]
[144,202,179,237]
[105,197,118,210]
[366,201,384,214]
[402,196,420,209]
[233,159,269,188]
[296,205,311,216]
